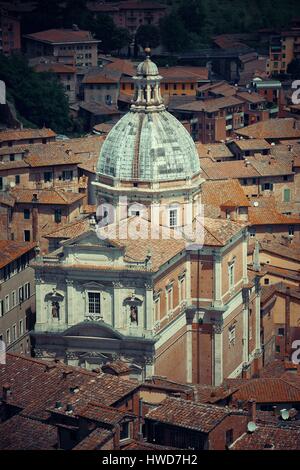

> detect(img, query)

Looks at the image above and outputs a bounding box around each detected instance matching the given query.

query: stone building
[32,55,262,385]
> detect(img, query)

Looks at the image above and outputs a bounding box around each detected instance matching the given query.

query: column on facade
[242,231,249,284]
[113,282,122,329]
[66,279,75,326]
[35,278,46,327]
[186,310,194,383]
[213,251,222,307]
[255,278,262,353]
[213,323,223,386]
[243,305,249,364]
[144,283,153,331]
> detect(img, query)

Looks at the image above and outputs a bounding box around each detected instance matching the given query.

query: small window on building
[225,429,234,447]
[120,422,130,441]
[62,170,73,181]
[264,278,270,285]
[276,345,280,353]
[88,292,101,315]
[278,327,284,336]
[15,175,20,185]
[24,209,30,220]
[169,208,178,227]
[12,324,16,342]
[24,230,30,242]
[19,319,24,336]
[54,209,62,224]
[283,188,291,202]
[288,226,294,237]
[228,261,235,289]
[6,329,10,345]
[44,171,53,183]
[229,325,236,344]
[0,177,3,191]
[9,154,15,161]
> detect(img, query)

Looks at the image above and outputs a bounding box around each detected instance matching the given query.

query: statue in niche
[130,305,138,324]
[51,301,60,319]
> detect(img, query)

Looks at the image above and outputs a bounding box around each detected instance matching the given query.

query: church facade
[32,54,262,385]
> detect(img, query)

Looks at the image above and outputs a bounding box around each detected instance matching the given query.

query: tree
[88,13,131,53]
[159,13,190,53]
[287,59,300,78]
[0,55,71,133]
[178,0,205,35]
[135,24,161,49]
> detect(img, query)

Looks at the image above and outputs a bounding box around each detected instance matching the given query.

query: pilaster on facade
[255,277,262,354]
[66,279,75,326]
[242,231,249,284]
[212,322,224,386]
[213,251,223,308]
[144,282,154,331]
[112,281,123,329]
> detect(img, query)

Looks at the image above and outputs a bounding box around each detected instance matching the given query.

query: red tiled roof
[34,63,76,74]
[236,118,300,140]
[73,428,113,450]
[82,73,119,84]
[24,29,99,44]
[11,188,85,206]
[248,207,300,225]
[230,424,300,450]
[202,179,250,208]
[232,378,300,403]
[0,415,57,450]
[0,240,36,269]
[0,128,56,143]
[174,96,244,113]
[146,397,231,433]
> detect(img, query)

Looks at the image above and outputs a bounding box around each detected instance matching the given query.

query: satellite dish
[9,181,16,188]
[271,142,276,146]
[253,201,259,207]
[280,409,289,421]
[247,421,257,433]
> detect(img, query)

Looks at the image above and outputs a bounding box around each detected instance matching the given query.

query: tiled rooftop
[0,240,36,269]
[11,188,85,205]
[0,415,57,450]
[230,423,300,450]
[0,128,56,143]
[146,397,231,433]
[236,118,300,140]
[24,29,99,44]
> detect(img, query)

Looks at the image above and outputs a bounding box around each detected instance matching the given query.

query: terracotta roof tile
[202,179,250,209]
[232,138,271,150]
[24,29,98,44]
[73,428,113,450]
[146,397,231,433]
[11,188,85,205]
[232,378,300,403]
[0,128,56,143]
[0,240,36,269]
[248,206,300,225]
[196,142,233,160]
[230,424,300,450]
[0,415,57,450]
[236,118,300,140]
[174,96,244,113]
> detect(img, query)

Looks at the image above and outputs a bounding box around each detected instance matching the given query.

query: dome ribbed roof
[96,55,201,182]
[97,110,200,181]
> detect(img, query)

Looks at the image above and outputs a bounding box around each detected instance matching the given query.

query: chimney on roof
[62,370,73,379]
[248,399,256,423]
[2,385,11,401]
[66,403,74,414]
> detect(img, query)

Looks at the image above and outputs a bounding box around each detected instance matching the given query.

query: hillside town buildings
[1,12,300,450]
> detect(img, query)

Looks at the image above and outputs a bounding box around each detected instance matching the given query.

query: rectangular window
[263,182,273,191]
[24,283,30,300]
[62,170,73,181]
[229,326,236,344]
[18,286,24,304]
[24,230,30,242]
[88,292,100,314]
[225,429,233,447]
[15,175,20,184]
[54,209,62,224]
[229,263,235,289]
[19,319,24,336]
[6,329,10,345]
[0,300,4,317]
[24,209,30,220]
[169,209,178,227]
[120,422,130,441]
[0,176,3,191]
[278,327,284,336]
[288,226,294,236]
[44,171,53,182]
[4,295,9,313]
[283,188,291,202]
[12,324,16,342]
[11,291,16,308]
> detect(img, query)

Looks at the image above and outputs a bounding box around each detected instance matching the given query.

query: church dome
[97,54,201,182]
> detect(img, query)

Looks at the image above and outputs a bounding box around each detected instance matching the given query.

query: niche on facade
[123,295,143,327]
[45,289,64,321]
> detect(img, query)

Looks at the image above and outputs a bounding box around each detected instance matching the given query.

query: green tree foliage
[159,13,191,53]
[287,59,300,78]
[135,24,161,49]
[0,55,71,133]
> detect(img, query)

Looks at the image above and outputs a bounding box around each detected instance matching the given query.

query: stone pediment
[62,229,122,250]
[63,321,124,340]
